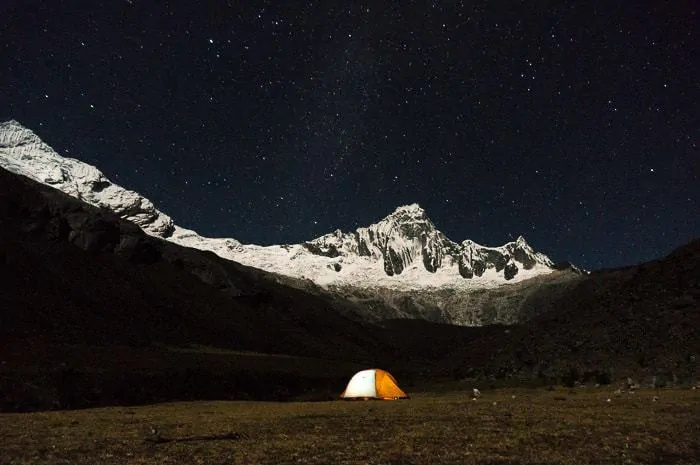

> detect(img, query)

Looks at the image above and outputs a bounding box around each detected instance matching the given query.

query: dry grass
[0,387,698,465]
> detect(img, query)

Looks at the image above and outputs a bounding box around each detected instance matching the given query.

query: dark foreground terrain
[0,387,698,465]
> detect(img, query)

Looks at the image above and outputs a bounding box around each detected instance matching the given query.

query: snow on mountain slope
[203,204,555,292]
[0,120,564,322]
[0,120,176,238]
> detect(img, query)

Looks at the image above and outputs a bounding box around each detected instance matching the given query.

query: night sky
[2,1,698,270]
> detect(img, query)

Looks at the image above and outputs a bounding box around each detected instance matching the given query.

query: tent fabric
[340,368,408,400]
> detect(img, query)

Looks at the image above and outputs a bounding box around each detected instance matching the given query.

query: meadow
[0,387,698,465]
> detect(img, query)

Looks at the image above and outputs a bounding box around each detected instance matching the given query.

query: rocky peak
[304,205,555,280]
[387,203,428,221]
[0,120,175,237]
[371,206,448,276]
[0,120,50,150]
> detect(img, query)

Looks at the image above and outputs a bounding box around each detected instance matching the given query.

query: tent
[340,368,408,400]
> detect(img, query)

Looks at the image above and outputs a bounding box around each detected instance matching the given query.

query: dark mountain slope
[0,166,389,358]
[0,167,400,409]
[436,239,700,383]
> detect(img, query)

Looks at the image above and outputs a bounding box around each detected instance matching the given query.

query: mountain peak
[0,119,37,139]
[0,120,52,154]
[1,119,27,130]
[0,121,176,237]
[392,203,425,216]
[385,203,430,225]
[1,119,23,128]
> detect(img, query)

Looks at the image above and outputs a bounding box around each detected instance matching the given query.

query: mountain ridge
[0,120,579,324]
[0,120,176,237]
[0,120,563,288]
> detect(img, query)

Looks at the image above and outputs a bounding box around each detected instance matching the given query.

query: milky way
[1,1,697,269]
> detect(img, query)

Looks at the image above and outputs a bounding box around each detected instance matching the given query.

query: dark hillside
[0,167,395,410]
[439,239,700,384]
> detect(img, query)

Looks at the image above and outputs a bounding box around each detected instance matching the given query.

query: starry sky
[1,1,698,270]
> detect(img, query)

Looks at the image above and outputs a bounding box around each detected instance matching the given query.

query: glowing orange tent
[340,368,408,400]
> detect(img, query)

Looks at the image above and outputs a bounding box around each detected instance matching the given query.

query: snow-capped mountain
[303,203,553,281]
[0,120,579,324]
[0,120,175,237]
[0,120,242,254]
[221,203,555,294]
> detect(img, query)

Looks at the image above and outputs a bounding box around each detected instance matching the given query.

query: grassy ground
[0,387,698,465]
